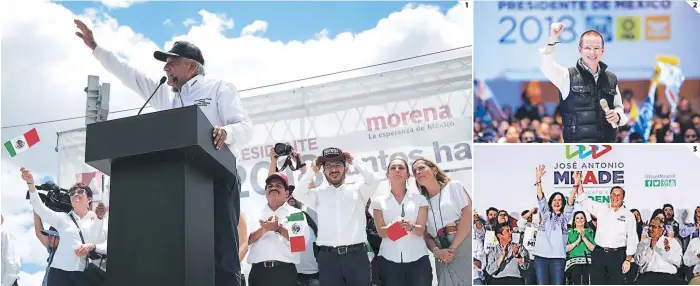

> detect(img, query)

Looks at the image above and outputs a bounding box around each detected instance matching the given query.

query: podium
[85,105,238,286]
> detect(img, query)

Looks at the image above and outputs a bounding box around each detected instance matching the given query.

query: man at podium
[74,19,253,286]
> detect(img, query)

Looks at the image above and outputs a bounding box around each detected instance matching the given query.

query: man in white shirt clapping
[294,148,380,286]
[246,173,308,286]
[683,221,700,284]
[634,217,686,284]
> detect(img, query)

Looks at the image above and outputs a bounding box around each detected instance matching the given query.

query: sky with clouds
[1,0,471,283]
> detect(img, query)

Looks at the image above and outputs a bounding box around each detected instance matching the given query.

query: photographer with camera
[268,147,320,286]
[21,167,107,286]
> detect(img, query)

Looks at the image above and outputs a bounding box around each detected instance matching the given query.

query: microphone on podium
[137,76,167,115]
[599,99,618,128]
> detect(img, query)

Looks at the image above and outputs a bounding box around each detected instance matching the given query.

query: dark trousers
[378,256,432,286]
[317,245,371,286]
[568,264,592,285]
[591,246,626,285]
[490,276,525,285]
[47,268,89,286]
[248,262,300,286]
[634,272,687,285]
[298,272,321,286]
[371,256,382,285]
[214,173,242,286]
[625,262,639,284]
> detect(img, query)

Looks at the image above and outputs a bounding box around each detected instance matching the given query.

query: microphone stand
[138,76,167,115]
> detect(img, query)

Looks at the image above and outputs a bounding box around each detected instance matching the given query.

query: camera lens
[274,143,292,156]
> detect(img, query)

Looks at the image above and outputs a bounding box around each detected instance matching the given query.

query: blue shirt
[533,197,573,259]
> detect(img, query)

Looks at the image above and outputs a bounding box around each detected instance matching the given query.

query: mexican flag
[286,211,306,252]
[4,128,40,157]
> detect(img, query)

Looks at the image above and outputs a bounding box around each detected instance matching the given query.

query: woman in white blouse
[21,167,107,286]
[412,158,471,286]
[372,158,432,286]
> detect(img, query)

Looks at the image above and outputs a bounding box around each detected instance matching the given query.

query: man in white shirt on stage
[539,23,628,143]
[74,19,253,286]
[634,217,686,284]
[575,184,638,284]
[247,173,307,286]
[684,221,700,284]
[1,215,21,286]
[294,148,380,286]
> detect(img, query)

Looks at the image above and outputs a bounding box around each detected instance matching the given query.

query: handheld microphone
[599,99,618,128]
[137,76,167,115]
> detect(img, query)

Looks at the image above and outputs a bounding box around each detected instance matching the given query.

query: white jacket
[92,46,253,151]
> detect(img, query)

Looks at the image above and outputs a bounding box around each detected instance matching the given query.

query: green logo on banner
[644,179,676,187]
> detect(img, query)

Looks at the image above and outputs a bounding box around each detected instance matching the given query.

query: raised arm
[539,23,570,96]
[33,213,49,246]
[22,168,65,228]
[474,211,485,231]
[292,159,319,210]
[535,165,546,201]
[349,154,380,202]
[574,175,605,217]
[217,81,253,149]
[74,19,173,111]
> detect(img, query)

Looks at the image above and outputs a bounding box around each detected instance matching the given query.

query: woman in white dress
[412,158,471,286]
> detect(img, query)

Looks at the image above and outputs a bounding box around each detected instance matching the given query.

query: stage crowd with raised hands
[473,165,700,285]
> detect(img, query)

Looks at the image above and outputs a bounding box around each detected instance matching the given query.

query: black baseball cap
[318,147,346,165]
[154,41,205,65]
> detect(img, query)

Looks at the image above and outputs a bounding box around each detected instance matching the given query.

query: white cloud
[183,18,197,27]
[240,20,268,36]
[315,28,329,39]
[100,0,146,9]
[162,18,172,26]
[1,0,470,276]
